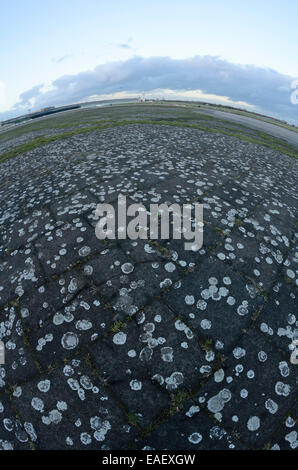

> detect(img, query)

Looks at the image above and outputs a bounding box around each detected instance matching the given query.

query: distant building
[1,104,81,127]
[138,93,146,102]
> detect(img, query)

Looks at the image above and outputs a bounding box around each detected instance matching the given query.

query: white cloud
[2,55,298,123]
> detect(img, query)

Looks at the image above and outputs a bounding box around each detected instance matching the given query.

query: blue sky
[0,0,297,122]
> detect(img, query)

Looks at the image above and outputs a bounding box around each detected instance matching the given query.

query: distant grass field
[159,100,298,134]
[198,104,298,134]
[0,104,297,163]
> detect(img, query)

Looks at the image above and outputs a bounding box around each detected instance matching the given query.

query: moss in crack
[169,390,192,416]
[127,413,139,427]
[110,320,124,333]
[200,338,213,352]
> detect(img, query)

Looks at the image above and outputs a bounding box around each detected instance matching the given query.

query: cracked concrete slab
[0,105,297,450]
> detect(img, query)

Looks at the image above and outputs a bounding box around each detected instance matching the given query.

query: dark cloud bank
[3,56,298,123]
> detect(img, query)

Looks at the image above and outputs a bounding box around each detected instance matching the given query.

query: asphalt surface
[197,109,298,148]
[0,117,297,450]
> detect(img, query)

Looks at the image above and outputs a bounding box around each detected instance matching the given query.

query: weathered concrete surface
[0,116,297,450]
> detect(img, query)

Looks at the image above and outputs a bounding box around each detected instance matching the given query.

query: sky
[0,0,297,123]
